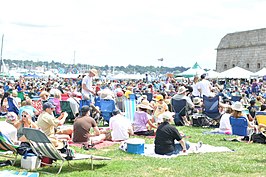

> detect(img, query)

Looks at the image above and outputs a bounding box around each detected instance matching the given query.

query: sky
[0,0,266,69]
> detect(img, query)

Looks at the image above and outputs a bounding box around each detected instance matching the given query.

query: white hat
[157,111,174,123]
[89,69,98,76]
[137,100,153,110]
[231,101,243,112]
[177,86,188,94]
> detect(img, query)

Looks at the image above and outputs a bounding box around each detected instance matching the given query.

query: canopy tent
[206,70,220,78]
[218,66,254,79]
[252,67,266,77]
[177,62,206,78]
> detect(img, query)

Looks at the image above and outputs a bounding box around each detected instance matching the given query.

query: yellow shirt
[36,112,60,137]
[154,101,168,118]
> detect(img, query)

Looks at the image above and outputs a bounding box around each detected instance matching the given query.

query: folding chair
[203,95,221,120]
[256,111,266,125]
[7,97,19,115]
[143,93,153,102]
[60,101,76,121]
[100,99,116,124]
[229,116,248,136]
[230,96,241,104]
[0,132,19,165]
[170,99,187,126]
[22,128,111,174]
[79,100,91,113]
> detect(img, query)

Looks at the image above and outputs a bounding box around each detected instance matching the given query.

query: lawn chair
[7,97,19,115]
[22,128,111,174]
[256,111,266,125]
[79,100,91,113]
[203,95,221,120]
[60,101,76,121]
[170,99,187,126]
[229,116,248,136]
[0,132,19,165]
[143,93,153,102]
[100,99,116,124]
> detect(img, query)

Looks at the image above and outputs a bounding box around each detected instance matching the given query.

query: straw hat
[193,97,201,104]
[137,100,153,110]
[177,86,188,94]
[89,69,98,76]
[231,101,244,112]
[157,111,175,123]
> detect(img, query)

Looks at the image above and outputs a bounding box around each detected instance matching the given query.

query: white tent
[253,67,266,77]
[206,70,220,78]
[219,66,254,79]
[178,62,206,78]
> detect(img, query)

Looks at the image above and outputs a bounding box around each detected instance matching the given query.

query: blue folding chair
[230,96,241,104]
[100,99,116,124]
[143,93,153,102]
[79,100,91,113]
[7,97,19,115]
[171,99,187,126]
[229,116,248,136]
[203,95,221,120]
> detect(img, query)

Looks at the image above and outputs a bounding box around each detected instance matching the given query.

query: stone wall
[216,28,266,72]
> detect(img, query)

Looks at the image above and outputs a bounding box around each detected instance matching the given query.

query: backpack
[251,133,266,144]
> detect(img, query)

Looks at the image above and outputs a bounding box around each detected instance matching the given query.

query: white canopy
[253,67,266,77]
[206,70,220,78]
[219,66,253,79]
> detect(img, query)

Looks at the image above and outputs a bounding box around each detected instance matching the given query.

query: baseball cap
[43,102,56,110]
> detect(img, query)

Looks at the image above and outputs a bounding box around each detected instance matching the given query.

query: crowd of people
[0,68,266,156]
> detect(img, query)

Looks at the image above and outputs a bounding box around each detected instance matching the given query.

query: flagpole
[0,34,4,73]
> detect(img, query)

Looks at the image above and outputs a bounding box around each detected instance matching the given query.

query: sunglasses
[22,115,27,118]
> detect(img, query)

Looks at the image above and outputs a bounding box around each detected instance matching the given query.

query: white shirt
[198,79,212,97]
[109,114,132,141]
[82,75,93,96]
[0,122,17,142]
[219,113,232,133]
[192,82,201,97]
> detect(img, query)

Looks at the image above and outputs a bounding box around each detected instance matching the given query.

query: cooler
[21,153,41,170]
[126,138,145,154]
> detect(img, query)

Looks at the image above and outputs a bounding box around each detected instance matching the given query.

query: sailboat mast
[0,34,4,73]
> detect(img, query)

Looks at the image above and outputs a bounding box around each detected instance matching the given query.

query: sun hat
[177,86,188,94]
[137,100,153,110]
[89,69,98,76]
[231,101,244,112]
[157,111,175,123]
[193,97,201,104]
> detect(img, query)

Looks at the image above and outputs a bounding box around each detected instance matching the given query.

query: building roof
[217,28,266,50]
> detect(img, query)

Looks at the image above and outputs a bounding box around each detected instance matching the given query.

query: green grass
[1,126,266,177]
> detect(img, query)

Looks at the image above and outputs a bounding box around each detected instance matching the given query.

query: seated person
[257,104,266,132]
[247,100,259,121]
[154,112,190,155]
[37,102,71,148]
[16,109,38,142]
[67,91,81,117]
[0,112,19,143]
[133,102,157,136]
[18,98,39,122]
[72,105,105,144]
[193,97,203,114]
[210,107,233,134]
[109,109,133,141]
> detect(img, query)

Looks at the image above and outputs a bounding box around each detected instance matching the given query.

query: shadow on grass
[33,161,108,174]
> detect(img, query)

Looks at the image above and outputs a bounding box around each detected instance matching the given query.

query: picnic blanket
[143,143,233,158]
[69,140,119,149]
[0,170,39,177]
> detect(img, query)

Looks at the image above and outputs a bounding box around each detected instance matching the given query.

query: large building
[216,28,266,72]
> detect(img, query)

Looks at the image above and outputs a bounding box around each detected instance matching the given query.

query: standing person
[109,109,134,141]
[82,69,98,101]
[191,75,201,98]
[72,105,106,143]
[197,74,212,98]
[154,112,190,155]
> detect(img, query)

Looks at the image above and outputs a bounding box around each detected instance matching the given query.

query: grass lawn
[1,126,266,177]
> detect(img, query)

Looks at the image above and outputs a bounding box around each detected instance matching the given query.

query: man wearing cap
[154,112,190,155]
[82,69,98,101]
[37,102,72,148]
[73,105,105,143]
